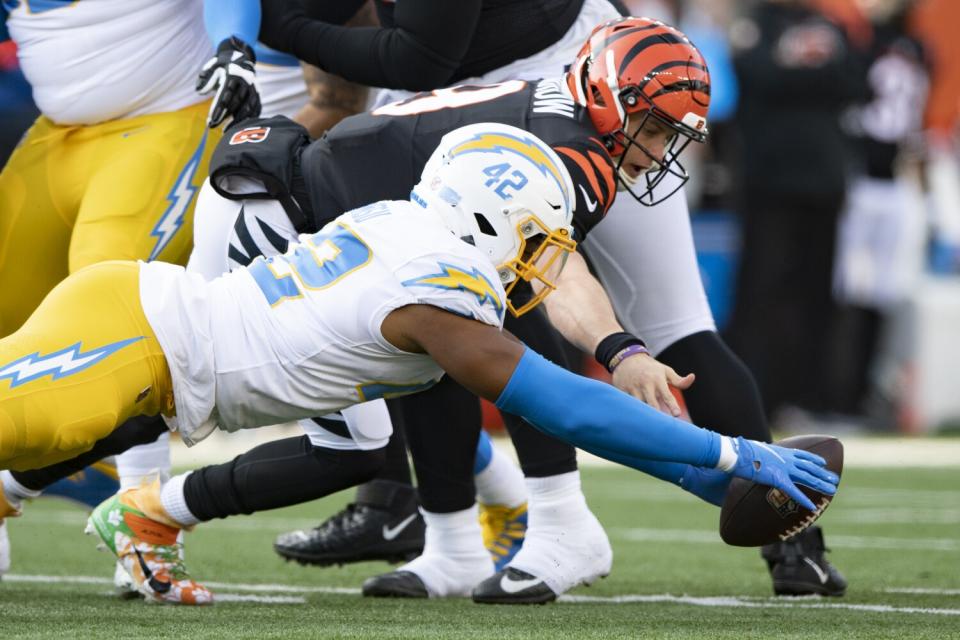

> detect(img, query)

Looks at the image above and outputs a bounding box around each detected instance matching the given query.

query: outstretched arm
[381,304,838,510]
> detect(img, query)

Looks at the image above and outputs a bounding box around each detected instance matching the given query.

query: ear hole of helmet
[474,212,497,236]
[591,85,606,108]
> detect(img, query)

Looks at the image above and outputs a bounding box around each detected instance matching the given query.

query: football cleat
[0,521,10,578]
[274,480,424,566]
[471,567,556,605]
[361,570,429,598]
[761,525,847,596]
[473,503,611,605]
[86,491,212,605]
[479,502,527,571]
[114,560,143,599]
[44,460,120,511]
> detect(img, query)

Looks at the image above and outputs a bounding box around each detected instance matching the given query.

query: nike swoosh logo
[499,573,544,594]
[803,557,830,584]
[134,547,172,594]
[578,184,598,213]
[382,513,418,541]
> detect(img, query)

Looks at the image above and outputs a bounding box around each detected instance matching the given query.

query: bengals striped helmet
[567,17,711,205]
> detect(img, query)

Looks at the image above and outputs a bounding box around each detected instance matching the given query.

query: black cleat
[362,570,429,598]
[471,567,557,605]
[274,480,425,566]
[761,525,847,596]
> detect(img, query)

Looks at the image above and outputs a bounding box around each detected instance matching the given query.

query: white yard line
[2,573,361,595]
[210,594,306,604]
[884,588,960,596]
[559,593,960,616]
[612,527,960,552]
[4,574,960,615]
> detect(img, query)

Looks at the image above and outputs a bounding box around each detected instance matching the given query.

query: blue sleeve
[1,7,9,43]
[204,0,261,47]
[474,429,494,475]
[496,348,723,471]
[586,442,730,507]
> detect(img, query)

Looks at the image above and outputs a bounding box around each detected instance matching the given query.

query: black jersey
[300,78,616,241]
[373,0,584,84]
[260,0,624,93]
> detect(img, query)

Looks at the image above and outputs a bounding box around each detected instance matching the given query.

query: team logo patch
[0,337,145,388]
[402,263,504,317]
[229,126,271,145]
[766,487,800,519]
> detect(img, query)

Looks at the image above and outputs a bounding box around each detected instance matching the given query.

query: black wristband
[595,332,646,372]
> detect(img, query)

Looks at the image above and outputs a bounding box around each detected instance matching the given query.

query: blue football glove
[197,36,262,128]
[730,437,839,512]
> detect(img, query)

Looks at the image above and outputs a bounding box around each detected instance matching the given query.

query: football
[718,435,844,547]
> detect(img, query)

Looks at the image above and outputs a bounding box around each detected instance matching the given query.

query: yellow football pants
[0,100,220,337]
[0,262,172,471]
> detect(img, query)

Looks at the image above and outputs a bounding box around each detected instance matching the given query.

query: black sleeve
[259,0,482,91]
[301,0,367,24]
[552,138,617,241]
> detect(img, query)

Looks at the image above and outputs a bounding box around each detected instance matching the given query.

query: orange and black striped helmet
[568,16,711,151]
[566,17,710,204]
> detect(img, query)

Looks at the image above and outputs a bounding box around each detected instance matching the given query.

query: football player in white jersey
[0,0,264,583]
[0,124,838,604]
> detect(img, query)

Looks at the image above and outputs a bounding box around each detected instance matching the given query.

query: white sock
[400,505,494,597]
[524,470,587,525]
[159,472,200,527]
[474,444,527,508]
[117,431,171,491]
[508,470,613,595]
[0,470,41,510]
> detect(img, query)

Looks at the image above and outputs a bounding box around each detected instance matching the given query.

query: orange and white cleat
[86,489,212,605]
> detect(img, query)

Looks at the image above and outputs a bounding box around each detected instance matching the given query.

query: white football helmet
[412,123,577,317]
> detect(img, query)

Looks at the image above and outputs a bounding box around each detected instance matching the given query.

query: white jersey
[140,200,507,444]
[7,0,211,124]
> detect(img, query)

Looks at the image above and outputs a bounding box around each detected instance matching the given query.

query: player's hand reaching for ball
[723,437,839,511]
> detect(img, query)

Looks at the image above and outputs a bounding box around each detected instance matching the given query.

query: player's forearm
[583,441,730,506]
[293,64,369,138]
[260,0,479,91]
[496,348,724,470]
[542,252,622,353]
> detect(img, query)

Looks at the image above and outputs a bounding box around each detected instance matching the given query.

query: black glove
[197,36,262,128]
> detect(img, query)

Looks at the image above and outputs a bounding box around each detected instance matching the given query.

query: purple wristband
[607,344,650,373]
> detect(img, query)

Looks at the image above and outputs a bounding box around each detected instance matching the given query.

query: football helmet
[412,123,577,317]
[567,16,711,205]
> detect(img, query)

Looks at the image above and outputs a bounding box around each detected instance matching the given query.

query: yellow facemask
[499,215,577,317]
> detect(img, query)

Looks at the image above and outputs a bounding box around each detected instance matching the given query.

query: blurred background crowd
[3,0,959,435]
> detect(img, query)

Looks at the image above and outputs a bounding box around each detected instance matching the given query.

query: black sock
[658,330,772,442]
[392,375,480,513]
[183,436,385,521]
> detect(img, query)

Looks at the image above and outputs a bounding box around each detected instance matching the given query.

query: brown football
[719,435,843,547]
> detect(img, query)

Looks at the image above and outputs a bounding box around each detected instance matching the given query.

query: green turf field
[1,465,958,639]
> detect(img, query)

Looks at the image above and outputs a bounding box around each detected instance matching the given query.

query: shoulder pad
[210,116,314,232]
